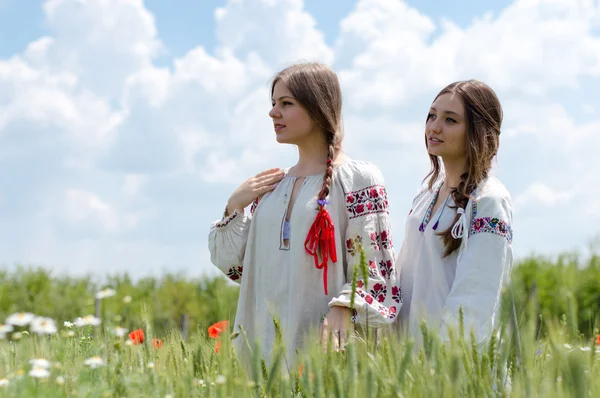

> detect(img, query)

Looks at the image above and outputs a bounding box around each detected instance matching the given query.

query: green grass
[0,309,600,397]
[1,249,600,397]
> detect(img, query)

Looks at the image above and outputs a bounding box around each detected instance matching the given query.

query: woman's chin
[275,134,293,144]
[427,148,441,157]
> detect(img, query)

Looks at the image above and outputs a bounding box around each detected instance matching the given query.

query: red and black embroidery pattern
[370,283,387,303]
[346,185,389,219]
[250,197,259,216]
[370,230,393,251]
[379,259,395,280]
[226,266,243,281]
[354,285,398,320]
[392,285,401,303]
[216,212,238,228]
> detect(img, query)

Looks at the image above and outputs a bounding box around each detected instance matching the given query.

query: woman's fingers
[254,168,281,178]
[254,170,285,186]
[320,321,329,350]
[258,183,279,194]
[331,329,340,352]
[338,330,348,352]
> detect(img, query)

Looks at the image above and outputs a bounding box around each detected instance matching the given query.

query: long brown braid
[424,80,503,257]
[271,63,343,294]
[317,133,337,205]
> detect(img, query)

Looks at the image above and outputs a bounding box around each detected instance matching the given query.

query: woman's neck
[441,157,467,189]
[290,131,331,176]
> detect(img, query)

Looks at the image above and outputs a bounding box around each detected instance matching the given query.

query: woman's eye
[427,113,436,120]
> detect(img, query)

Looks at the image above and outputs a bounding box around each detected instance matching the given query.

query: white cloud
[337,0,600,110]
[515,182,575,207]
[64,189,120,231]
[41,0,160,97]
[215,0,333,67]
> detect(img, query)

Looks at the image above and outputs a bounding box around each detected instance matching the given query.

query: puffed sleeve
[208,199,259,284]
[439,190,514,345]
[328,164,402,327]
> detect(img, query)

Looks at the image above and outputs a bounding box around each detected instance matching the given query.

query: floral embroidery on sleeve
[392,285,401,303]
[379,259,395,280]
[226,266,243,281]
[370,230,392,251]
[471,217,513,243]
[346,185,389,219]
[345,235,363,257]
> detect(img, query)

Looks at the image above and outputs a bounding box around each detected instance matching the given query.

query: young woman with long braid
[396,80,514,348]
[209,63,401,365]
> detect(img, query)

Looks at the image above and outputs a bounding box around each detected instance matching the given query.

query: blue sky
[1,0,599,278]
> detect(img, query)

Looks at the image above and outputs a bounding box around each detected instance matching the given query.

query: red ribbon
[304,207,337,295]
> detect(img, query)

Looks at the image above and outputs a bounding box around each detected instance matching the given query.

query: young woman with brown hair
[396,80,514,347]
[209,63,401,364]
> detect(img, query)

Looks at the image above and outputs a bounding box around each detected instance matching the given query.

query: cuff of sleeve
[214,209,245,229]
[328,295,368,326]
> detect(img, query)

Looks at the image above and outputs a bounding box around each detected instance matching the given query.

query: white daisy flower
[0,378,8,387]
[563,344,573,350]
[0,324,14,334]
[193,379,206,387]
[84,356,104,369]
[95,288,116,300]
[56,376,65,385]
[147,362,155,369]
[63,321,74,328]
[6,312,35,327]
[123,295,132,304]
[29,367,50,378]
[30,317,57,335]
[74,315,101,327]
[215,375,226,384]
[114,327,128,337]
[30,359,51,369]
[580,346,592,352]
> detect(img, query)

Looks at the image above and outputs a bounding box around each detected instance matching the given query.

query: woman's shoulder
[473,176,512,204]
[336,158,386,188]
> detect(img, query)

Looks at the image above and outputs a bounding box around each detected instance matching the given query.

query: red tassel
[304,207,337,295]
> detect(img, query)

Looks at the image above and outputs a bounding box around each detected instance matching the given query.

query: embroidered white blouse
[396,176,513,346]
[209,159,401,362]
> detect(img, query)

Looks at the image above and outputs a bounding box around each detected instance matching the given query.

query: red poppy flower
[596,334,600,346]
[129,329,144,345]
[208,321,229,339]
[152,338,163,349]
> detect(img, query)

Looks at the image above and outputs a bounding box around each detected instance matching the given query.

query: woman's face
[425,92,468,161]
[269,81,317,145]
